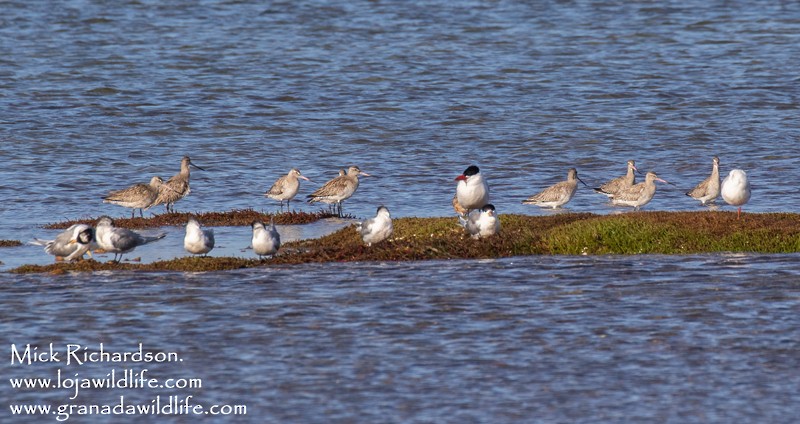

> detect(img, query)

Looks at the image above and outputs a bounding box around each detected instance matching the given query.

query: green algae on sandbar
[12,211,800,274]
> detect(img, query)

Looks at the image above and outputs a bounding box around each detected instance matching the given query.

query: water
[2,1,800,422]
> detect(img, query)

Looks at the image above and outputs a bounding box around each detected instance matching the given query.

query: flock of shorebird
[31,155,751,263]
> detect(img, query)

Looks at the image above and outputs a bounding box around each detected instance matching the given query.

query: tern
[94,216,166,263]
[184,216,215,256]
[31,224,96,261]
[459,204,500,239]
[356,205,393,246]
[252,218,281,259]
[455,165,490,213]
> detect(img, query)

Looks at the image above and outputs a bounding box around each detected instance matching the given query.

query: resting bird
[265,168,311,211]
[455,165,490,213]
[686,156,721,206]
[152,156,204,213]
[31,224,96,261]
[94,216,166,263]
[721,169,751,219]
[184,217,215,256]
[103,176,165,218]
[609,171,670,210]
[595,159,639,197]
[306,166,370,217]
[356,206,393,246]
[252,217,281,258]
[522,168,587,209]
[459,204,500,239]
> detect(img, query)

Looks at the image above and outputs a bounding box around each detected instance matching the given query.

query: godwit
[103,176,165,218]
[455,165,490,213]
[452,194,468,216]
[252,217,281,258]
[306,166,370,217]
[610,171,670,210]
[459,204,500,239]
[686,156,721,205]
[595,160,640,197]
[721,169,751,219]
[522,168,588,208]
[31,224,96,261]
[184,216,215,256]
[265,168,311,211]
[356,205,393,246]
[94,216,166,263]
[153,156,204,213]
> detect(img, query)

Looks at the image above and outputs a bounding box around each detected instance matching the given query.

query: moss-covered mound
[12,211,800,274]
[0,240,22,247]
[44,209,345,229]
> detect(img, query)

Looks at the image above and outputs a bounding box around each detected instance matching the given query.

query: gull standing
[153,156,204,213]
[265,168,311,211]
[94,216,166,263]
[459,204,500,239]
[455,165,490,213]
[31,224,96,261]
[686,156,721,205]
[356,205,393,246]
[103,176,165,218]
[595,160,640,197]
[306,166,370,217]
[184,216,215,256]
[522,168,588,209]
[252,217,281,258]
[610,171,670,210]
[721,169,751,219]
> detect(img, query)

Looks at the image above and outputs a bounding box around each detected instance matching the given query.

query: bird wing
[267,176,288,196]
[686,176,711,198]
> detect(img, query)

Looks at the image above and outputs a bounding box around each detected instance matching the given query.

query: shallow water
[2,0,800,422]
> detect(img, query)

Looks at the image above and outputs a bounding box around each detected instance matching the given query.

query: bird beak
[657,177,675,186]
[360,172,372,177]
[577,177,590,188]
[634,166,643,175]
[455,175,467,181]
[190,162,205,171]
[299,175,311,182]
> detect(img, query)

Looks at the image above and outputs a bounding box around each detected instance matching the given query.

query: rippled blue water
[2,1,800,422]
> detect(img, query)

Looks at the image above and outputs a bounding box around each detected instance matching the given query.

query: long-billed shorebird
[609,171,670,210]
[94,216,166,263]
[721,169,751,219]
[31,224,96,262]
[459,204,500,239]
[184,216,215,256]
[306,166,370,217]
[523,168,588,209]
[356,205,393,246]
[265,168,311,211]
[595,160,640,197]
[153,156,204,213]
[103,176,165,218]
[252,217,281,258]
[455,165,490,213]
[686,156,721,206]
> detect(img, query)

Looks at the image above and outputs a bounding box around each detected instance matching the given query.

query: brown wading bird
[609,171,672,210]
[152,156,205,213]
[103,176,166,218]
[306,166,370,217]
[595,159,640,197]
[686,156,721,206]
[522,168,588,209]
[265,168,311,211]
